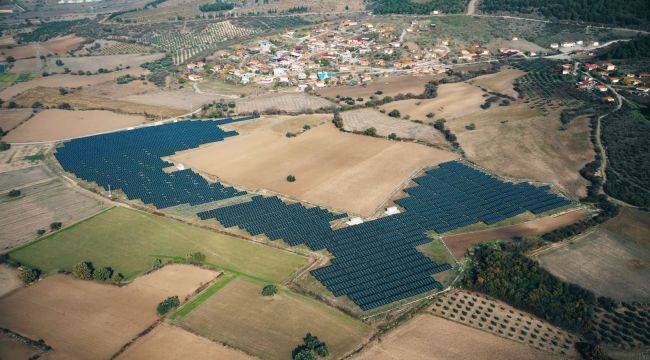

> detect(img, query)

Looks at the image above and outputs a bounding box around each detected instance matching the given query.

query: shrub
[292,333,328,360]
[36,229,46,236]
[157,295,180,315]
[261,284,278,296]
[287,175,296,182]
[50,222,62,230]
[152,258,164,270]
[72,261,94,280]
[19,267,41,284]
[465,123,476,130]
[112,272,124,284]
[0,142,10,151]
[303,124,311,130]
[93,267,113,282]
[388,109,401,118]
[58,87,68,95]
[8,189,21,197]
[426,112,434,118]
[332,113,343,128]
[186,251,206,265]
[388,133,397,140]
[364,127,377,136]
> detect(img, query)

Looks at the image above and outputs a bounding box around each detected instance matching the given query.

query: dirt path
[466,0,479,15]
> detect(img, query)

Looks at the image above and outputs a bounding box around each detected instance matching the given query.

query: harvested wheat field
[0,332,44,360]
[449,103,593,198]
[444,208,586,259]
[0,143,54,173]
[0,67,149,100]
[468,68,525,98]
[122,89,229,111]
[0,108,33,132]
[316,74,438,100]
[0,265,218,360]
[340,108,449,148]
[171,121,458,217]
[118,323,255,360]
[534,208,650,302]
[0,265,22,298]
[220,113,331,135]
[178,277,370,360]
[0,35,85,60]
[4,109,147,142]
[355,314,558,360]
[234,92,334,113]
[379,82,486,122]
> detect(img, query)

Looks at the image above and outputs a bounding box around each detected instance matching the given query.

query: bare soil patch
[13,53,164,74]
[444,209,586,259]
[3,109,147,143]
[468,68,525,98]
[0,265,22,298]
[234,92,334,114]
[0,67,149,100]
[178,277,369,360]
[355,314,559,360]
[316,74,439,100]
[0,265,218,360]
[0,108,33,132]
[0,332,43,360]
[171,121,458,217]
[0,143,54,173]
[118,323,255,360]
[534,208,650,302]
[379,82,487,122]
[449,103,593,198]
[486,38,547,54]
[0,35,85,60]
[122,88,229,111]
[340,108,450,149]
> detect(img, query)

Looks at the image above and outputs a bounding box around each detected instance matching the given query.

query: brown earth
[0,143,54,173]
[0,67,149,100]
[0,35,85,60]
[444,209,587,259]
[234,92,335,114]
[0,265,22,298]
[12,53,164,74]
[316,74,439,100]
[534,208,650,302]
[118,323,255,360]
[0,333,43,360]
[0,108,33,132]
[121,88,231,111]
[379,82,487,122]
[449,103,594,199]
[14,87,185,118]
[468,68,525,98]
[0,265,218,360]
[171,120,458,217]
[3,109,148,142]
[355,314,559,360]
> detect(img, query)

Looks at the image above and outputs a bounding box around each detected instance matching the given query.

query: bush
[292,333,329,360]
[186,251,206,265]
[261,284,278,296]
[332,113,343,128]
[388,133,397,140]
[364,127,377,136]
[152,258,164,270]
[287,175,296,182]
[112,272,124,284]
[426,112,434,118]
[72,261,94,280]
[8,189,21,197]
[93,267,113,282]
[388,109,401,118]
[465,123,476,130]
[0,142,11,152]
[50,222,62,231]
[157,295,180,315]
[36,229,46,236]
[19,267,41,284]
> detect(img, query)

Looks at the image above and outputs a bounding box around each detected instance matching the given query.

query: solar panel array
[55,118,571,311]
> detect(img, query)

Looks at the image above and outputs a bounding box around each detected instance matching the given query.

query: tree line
[370,0,469,15]
[599,35,650,60]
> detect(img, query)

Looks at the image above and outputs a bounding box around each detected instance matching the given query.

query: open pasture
[0,143,54,173]
[177,277,370,360]
[340,108,450,148]
[118,323,255,360]
[468,68,525,99]
[0,265,218,360]
[234,92,334,114]
[9,206,308,282]
[12,53,164,74]
[534,208,650,302]
[444,208,586,258]
[171,121,458,217]
[0,170,107,251]
[0,35,85,60]
[316,74,438,100]
[3,109,148,143]
[121,88,229,111]
[355,314,558,360]
[0,108,32,132]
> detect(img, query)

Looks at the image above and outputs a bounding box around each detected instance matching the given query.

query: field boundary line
[171,272,236,319]
[527,226,598,258]
[109,320,161,360]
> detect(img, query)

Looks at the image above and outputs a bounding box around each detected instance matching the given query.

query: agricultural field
[534,208,650,302]
[0,167,107,251]
[340,108,450,149]
[118,323,255,360]
[468,68,525,98]
[0,332,45,360]
[170,120,458,217]
[121,88,231,111]
[10,53,162,74]
[444,208,587,259]
[316,74,439,100]
[0,143,54,173]
[82,40,155,56]
[8,206,308,282]
[176,276,370,360]
[429,290,578,357]
[3,109,148,143]
[234,92,335,114]
[0,265,218,359]
[0,35,85,60]
[355,314,558,360]
[0,265,21,298]
[0,108,33,133]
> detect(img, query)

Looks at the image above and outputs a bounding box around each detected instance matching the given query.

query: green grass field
[9,207,308,282]
[0,72,18,83]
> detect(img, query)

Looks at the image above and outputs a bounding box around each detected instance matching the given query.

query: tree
[465,123,476,130]
[388,133,397,140]
[261,284,278,296]
[112,272,124,284]
[332,113,343,128]
[6,56,15,63]
[72,261,94,280]
[0,142,10,151]
[287,175,296,182]
[55,59,64,66]
[19,267,41,284]
[152,258,164,270]
[36,229,46,236]
[364,127,377,136]
[50,222,62,230]
[388,109,401,118]
[292,333,329,360]
[186,251,206,265]
[8,189,21,197]
[93,267,113,281]
[157,295,180,315]
[423,81,438,98]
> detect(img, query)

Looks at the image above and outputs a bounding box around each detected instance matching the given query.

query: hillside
[370,0,469,15]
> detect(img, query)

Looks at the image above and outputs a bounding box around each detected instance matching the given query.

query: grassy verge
[172,272,237,319]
